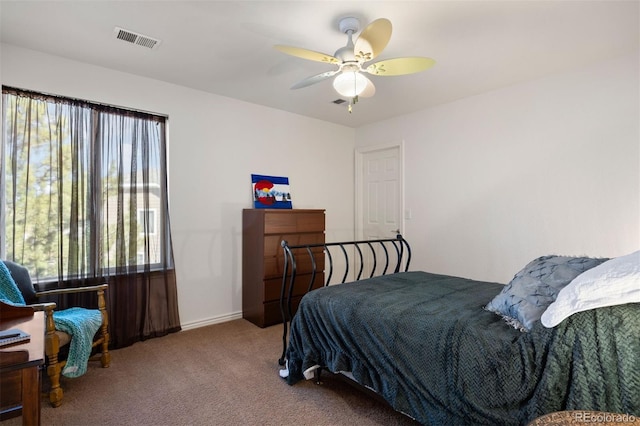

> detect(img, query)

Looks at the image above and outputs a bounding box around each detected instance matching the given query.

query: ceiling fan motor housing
[339,17,359,34]
[335,17,360,62]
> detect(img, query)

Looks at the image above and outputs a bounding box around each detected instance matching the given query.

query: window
[1,86,173,283]
[138,209,157,235]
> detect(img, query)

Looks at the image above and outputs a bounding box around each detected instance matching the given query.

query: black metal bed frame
[278,234,411,365]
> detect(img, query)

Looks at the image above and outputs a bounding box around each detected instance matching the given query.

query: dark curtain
[1,86,181,348]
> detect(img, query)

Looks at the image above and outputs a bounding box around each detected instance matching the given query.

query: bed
[277,235,640,425]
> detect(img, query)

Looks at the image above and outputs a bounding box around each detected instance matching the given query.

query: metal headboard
[278,234,411,365]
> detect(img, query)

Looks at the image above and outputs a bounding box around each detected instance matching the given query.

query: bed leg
[314,367,323,385]
[279,321,287,366]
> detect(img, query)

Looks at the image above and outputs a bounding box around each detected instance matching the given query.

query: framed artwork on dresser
[251,174,292,209]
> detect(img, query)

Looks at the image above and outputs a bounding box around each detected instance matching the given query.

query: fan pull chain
[348,95,359,113]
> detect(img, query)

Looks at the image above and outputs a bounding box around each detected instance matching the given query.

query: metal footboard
[278,234,411,365]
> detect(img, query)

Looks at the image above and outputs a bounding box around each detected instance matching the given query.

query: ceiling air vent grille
[114,27,161,50]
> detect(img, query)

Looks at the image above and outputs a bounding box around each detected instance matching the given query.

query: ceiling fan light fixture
[274,16,434,113]
[333,71,368,98]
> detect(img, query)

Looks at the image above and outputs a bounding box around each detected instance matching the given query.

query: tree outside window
[1,87,172,283]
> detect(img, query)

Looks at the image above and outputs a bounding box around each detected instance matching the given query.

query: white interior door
[355,142,404,241]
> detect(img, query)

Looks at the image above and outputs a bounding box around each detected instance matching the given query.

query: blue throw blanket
[0,260,101,378]
[0,260,26,304]
[53,307,102,377]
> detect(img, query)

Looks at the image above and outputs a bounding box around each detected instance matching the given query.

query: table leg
[20,366,40,426]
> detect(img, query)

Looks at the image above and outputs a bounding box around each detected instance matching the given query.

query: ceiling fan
[275,17,436,112]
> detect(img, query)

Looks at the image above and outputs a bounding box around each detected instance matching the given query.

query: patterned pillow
[541,251,640,327]
[485,255,608,331]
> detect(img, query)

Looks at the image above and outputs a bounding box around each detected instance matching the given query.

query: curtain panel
[1,86,181,348]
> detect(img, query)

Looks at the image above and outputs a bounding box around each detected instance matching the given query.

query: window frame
[1,86,173,283]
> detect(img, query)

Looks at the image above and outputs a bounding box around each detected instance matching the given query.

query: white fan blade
[360,75,376,98]
[291,70,339,89]
[274,45,339,64]
[365,57,436,76]
[354,18,392,62]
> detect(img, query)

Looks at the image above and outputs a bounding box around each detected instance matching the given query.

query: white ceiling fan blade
[359,75,375,98]
[354,18,392,62]
[365,57,436,76]
[291,70,339,89]
[274,45,339,64]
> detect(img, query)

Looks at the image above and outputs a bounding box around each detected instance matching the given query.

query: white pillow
[541,250,640,328]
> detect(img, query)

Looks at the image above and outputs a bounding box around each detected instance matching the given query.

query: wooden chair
[2,261,110,407]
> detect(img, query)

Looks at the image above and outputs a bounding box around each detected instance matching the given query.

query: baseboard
[180,311,243,331]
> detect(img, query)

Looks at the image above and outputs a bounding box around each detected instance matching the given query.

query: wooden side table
[0,305,45,426]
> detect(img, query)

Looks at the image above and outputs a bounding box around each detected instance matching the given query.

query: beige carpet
[7,319,418,425]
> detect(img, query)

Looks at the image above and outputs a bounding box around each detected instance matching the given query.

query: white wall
[1,44,356,328]
[356,53,639,284]
[3,44,638,324]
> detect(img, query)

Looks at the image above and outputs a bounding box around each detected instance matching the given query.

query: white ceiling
[1,1,638,128]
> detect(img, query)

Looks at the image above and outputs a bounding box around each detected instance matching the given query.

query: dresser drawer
[263,232,325,257]
[264,211,324,234]
[263,232,325,278]
[263,298,304,327]
[263,249,324,278]
[263,273,324,302]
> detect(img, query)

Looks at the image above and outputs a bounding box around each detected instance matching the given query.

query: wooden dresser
[242,209,325,327]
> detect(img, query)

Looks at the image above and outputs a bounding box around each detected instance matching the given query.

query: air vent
[332,99,347,105]
[114,27,161,50]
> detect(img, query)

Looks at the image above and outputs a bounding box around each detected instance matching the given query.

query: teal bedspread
[285,271,640,425]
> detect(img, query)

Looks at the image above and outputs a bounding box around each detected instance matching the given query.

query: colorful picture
[251,174,292,209]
